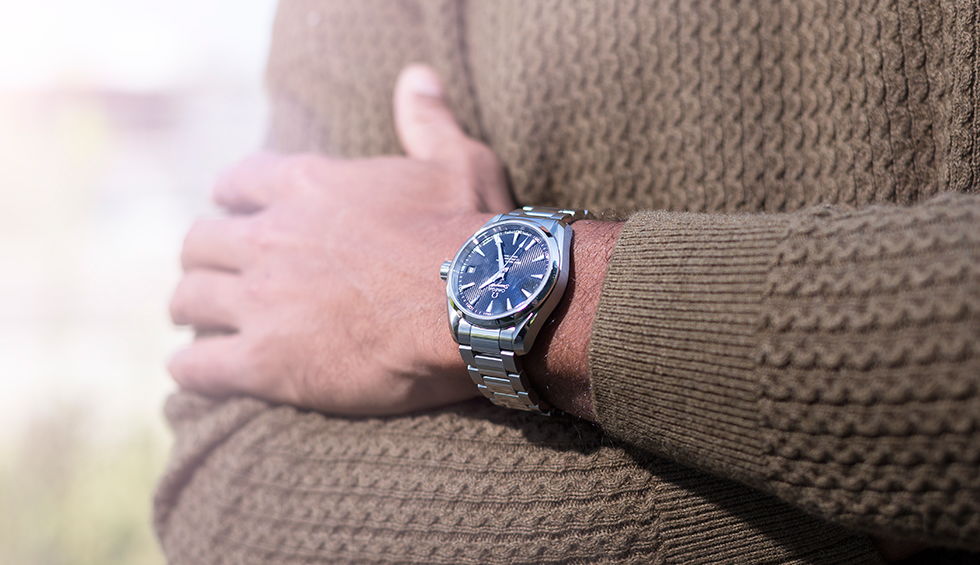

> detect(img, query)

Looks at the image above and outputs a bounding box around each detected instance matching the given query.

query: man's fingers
[180,217,250,272]
[394,64,469,163]
[170,270,242,330]
[168,334,293,404]
[394,64,515,212]
[167,335,250,396]
[212,152,285,213]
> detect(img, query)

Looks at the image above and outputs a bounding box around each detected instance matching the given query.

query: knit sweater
[154,1,980,563]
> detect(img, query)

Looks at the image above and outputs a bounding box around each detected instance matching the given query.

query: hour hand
[479,270,503,289]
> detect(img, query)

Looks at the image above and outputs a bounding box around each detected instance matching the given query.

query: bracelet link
[461,344,550,415]
[451,206,588,416]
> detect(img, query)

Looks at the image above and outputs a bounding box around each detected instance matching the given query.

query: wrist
[430,212,622,418]
[524,219,622,421]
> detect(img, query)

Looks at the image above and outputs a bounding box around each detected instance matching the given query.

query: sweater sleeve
[588,191,980,549]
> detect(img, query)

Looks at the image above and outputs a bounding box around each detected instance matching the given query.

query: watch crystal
[451,223,552,319]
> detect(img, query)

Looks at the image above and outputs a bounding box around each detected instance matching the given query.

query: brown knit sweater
[154,1,980,563]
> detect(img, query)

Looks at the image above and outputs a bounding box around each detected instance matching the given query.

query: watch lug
[447,300,462,343]
[502,313,531,355]
[504,310,548,356]
[540,219,561,234]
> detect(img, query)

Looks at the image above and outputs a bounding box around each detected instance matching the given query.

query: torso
[157,1,973,562]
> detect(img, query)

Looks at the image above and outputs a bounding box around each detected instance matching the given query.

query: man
[157,1,979,563]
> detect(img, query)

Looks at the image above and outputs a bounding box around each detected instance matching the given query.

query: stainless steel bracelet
[506,206,591,224]
[461,206,589,415]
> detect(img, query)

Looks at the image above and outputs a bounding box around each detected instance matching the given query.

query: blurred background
[0,1,277,562]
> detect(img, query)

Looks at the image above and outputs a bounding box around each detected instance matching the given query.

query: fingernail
[403,65,444,98]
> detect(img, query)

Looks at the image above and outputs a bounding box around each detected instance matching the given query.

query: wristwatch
[439,206,589,415]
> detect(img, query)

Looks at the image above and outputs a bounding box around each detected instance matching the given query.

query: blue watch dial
[452,223,552,319]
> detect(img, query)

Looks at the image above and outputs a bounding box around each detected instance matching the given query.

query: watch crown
[439,260,451,280]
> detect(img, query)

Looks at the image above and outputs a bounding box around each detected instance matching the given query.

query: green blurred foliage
[0,405,166,565]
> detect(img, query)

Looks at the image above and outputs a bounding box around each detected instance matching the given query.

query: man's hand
[168,65,516,415]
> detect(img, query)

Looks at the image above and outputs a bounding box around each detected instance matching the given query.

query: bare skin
[168,65,920,560]
[169,65,608,416]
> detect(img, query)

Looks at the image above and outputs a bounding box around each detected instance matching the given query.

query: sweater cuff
[588,210,789,481]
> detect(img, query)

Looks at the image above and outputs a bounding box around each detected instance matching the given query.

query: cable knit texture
[156,0,979,562]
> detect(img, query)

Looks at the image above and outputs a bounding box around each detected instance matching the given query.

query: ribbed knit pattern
[591,211,791,480]
[156,394,879,564]
[590,197,980,549]
[156,0,980,562]
[758,196,980,539]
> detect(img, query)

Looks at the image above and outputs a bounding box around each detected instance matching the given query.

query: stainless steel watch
[439,206,589,415]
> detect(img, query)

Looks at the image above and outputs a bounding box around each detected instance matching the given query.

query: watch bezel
[446,219,562,327]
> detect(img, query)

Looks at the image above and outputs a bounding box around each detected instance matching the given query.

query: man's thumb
[394,64,467,162]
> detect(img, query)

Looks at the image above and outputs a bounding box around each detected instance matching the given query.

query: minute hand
[480,247,521,289]
[494,234,505,271]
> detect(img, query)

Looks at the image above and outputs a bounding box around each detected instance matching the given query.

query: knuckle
[168,281,191,324]
[181,221,200,249]
[184,218,207,244]
[180,219,213,267]
[168,298,183,325]
[281,153,327,192]
[241,274,268,303]
[166,349,195,387]
[443,173,483,209]
[242,220,275,252]
[211,167,236,204]
[456,185,484,210]
[241,335,277,388]
[241,336,265,370]
[214,153,261,198]
[169,273,208,325]
[463,141,501,172]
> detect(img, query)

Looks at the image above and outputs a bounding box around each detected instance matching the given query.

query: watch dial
[452,223,553,319]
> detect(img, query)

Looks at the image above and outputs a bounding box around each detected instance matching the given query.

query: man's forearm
[524,220,623,421]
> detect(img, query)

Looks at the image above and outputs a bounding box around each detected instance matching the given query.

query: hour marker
[532,254,545,262]
[460,282,475,290]
[521,288,532,298]
[486,300,494,313]
[506,298,512,310]
[512,232,519,244]
[474,246,485,256]
[531,274,544,279]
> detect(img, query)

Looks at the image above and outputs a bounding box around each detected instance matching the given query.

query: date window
[466,266,476,274]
